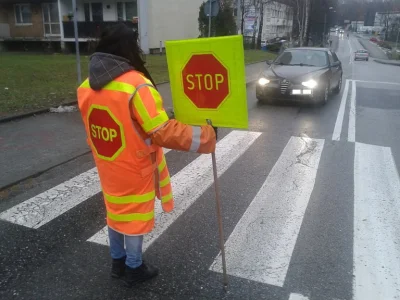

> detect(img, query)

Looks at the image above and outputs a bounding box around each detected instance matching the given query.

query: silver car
[354,49,369,61]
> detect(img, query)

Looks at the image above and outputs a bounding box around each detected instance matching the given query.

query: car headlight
[301,79,318,89]
[258,78,270,86]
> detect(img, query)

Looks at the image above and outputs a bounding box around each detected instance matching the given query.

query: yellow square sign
[165,35,248,129]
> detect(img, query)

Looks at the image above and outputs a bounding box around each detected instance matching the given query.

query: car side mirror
[332,61,341,67]
[266,60,273,65]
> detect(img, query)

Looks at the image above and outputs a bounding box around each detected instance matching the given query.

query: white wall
[147,0,204,50]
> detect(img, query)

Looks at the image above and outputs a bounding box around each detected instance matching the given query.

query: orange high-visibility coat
[77,70,216,235]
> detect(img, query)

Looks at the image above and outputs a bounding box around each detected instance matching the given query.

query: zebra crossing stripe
[289,293,309,300]
[210,136,324,287]
[87,130,262,251]
[353,142,400,299]
[0,148,170,229]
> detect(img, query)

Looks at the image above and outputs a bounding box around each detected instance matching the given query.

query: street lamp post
[323,7,333,45]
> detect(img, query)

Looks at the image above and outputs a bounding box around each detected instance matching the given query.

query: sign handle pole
[206,119,228,291]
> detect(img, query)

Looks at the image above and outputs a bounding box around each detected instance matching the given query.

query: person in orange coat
[77,23,217,286]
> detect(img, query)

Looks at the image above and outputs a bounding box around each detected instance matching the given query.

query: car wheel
[333,75,342,95]
[366,58,369,61]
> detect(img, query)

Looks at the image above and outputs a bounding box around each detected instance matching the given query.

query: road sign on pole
[166,35,248,290]
[204,0,219,37]
[204,0,219,17]
[165,35,248,129]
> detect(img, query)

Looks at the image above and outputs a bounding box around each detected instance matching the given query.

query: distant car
[340,29,344,33]
[354,49,369,61]
[256,47,343,105]
[330,28,336,32]
[370,37,378,43]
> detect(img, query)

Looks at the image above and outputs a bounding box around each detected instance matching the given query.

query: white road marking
[348,80,356,142]
[289,293,310,300]
[87,130,262,250]
[353,142,400,300]
[0,148,170,228]
[332,79,351,141]
[348,39,353,64]
[354,80,400,86]
[210,136,324,287]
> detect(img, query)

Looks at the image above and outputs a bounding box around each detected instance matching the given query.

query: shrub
[377,41,392,49]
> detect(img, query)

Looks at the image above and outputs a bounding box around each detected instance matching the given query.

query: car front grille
[280,80,290,94]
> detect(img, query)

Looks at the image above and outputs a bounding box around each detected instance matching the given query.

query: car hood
[261,65,328,82]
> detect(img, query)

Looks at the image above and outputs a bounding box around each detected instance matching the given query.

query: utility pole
[323,13,327,44]
[72,0,81,84]
[208,0,212,37]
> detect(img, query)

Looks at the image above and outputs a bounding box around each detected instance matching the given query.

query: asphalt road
[1,33,400,300]
[355,34,388,60]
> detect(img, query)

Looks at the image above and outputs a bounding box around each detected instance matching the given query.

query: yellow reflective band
[161,192,173,203]
[149,87,165,116]
[80,79,90,88]
[105,191,155,204]
[142,113,169,133]
[103,81,136,94]
[133,90,169,133]
[159,175,170,188]
[107,211,154,222]
[158,156,166,172]
[139,75,153,85]
[79,79,136,94]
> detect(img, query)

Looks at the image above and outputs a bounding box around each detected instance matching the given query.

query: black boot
[111,256,126,278]
[123,261,159,286]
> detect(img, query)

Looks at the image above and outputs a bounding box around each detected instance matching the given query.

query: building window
[15,4,32,24]
[42,3,60,35]
[84,2,103,22]
[117,1,137,21]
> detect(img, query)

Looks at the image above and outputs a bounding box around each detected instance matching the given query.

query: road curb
[0,150,91,192]
[0,100,78,124]
[373,59,400,66]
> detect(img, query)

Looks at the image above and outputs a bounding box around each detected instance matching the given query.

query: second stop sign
[182,54,229,109]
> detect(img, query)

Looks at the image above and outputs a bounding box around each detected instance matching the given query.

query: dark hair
[95,23,156,87]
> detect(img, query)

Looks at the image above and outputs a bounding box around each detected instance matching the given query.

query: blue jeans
[108,226,143,269]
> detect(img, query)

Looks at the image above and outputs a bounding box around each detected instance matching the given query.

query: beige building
[262,1,293,41]
[0,0,205,53]
[236,0,293,42]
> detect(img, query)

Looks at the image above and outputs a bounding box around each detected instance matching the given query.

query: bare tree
[292,0,309,46]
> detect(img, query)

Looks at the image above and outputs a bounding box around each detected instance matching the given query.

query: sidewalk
[0,61,266,191]
[374,58,400,66]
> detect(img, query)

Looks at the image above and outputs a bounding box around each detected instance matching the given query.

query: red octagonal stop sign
[88,106,126,161]
[182,54,229,109]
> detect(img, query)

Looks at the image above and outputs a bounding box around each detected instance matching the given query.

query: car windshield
[274,50,328,67]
